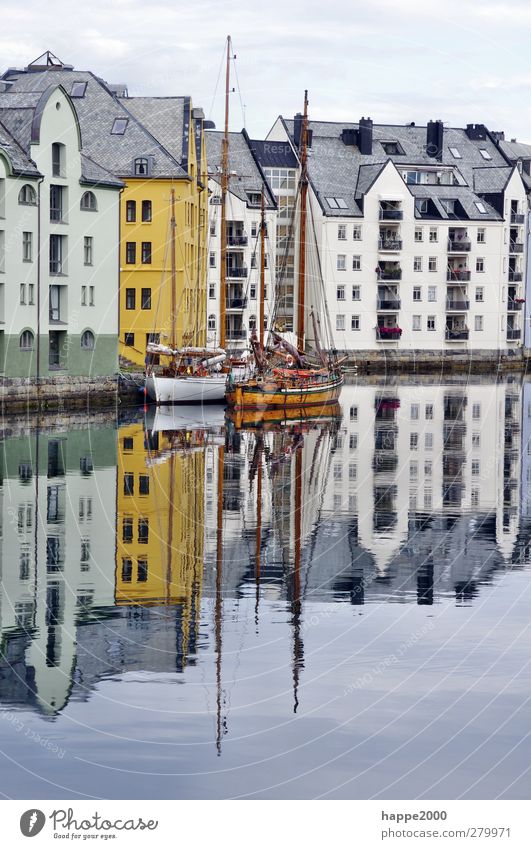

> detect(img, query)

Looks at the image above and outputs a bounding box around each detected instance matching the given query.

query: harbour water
[1,376,531,799]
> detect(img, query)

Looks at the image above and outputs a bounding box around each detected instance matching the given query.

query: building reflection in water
[0,379,530,725]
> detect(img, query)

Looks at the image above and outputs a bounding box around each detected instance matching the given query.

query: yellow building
[118,98,209,367]
[115,422,205,657]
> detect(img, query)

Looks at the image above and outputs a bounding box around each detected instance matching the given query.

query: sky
[2,0,531,140]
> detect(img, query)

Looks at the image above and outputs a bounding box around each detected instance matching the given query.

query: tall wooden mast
[296,91,309,352]
[219,35,232,350]
[170,188,177,347]
[215,444,225,754]
[259,187,266,348]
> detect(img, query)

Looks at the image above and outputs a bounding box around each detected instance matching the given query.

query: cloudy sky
[2,0,531,140]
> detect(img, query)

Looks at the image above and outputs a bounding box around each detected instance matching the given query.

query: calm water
[1,377,531,799]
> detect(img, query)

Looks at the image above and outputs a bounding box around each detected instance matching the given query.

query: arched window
[134,157,149,176]
[249,315,257,331]
[207,314,216,330]
[80,191,97,211]
[81,330,95,350]
[18,184,36,205]
[19,330,34,350]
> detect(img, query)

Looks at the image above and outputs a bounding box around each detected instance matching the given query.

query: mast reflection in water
[0,378,530,799]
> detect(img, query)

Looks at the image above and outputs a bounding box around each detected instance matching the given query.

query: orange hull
[226,372,343,411]
[227,401,342,430]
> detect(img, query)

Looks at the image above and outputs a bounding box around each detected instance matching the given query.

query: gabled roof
[118,96,188,165]
[205,130,276,208]
[0,118,40,176]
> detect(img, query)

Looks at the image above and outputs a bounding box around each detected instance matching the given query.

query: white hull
[145,405,226,432]
[145,373,227,404]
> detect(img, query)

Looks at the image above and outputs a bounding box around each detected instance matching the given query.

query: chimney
[490,130,505,144]
[341,128,357,146]
[293,112,303,147]
[426,119,444,160]
[358,117,373,155]
[465,123,487,140]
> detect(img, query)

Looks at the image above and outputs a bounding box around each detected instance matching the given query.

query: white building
[266,115,528,355]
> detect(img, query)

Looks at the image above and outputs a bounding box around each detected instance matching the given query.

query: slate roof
[499,139,531,161]
[0,118,40,176]
[249,138,298,169]
[118,96,188,165]
[205,130,276,208]
[280,117,519,220]
[0,67,188,181]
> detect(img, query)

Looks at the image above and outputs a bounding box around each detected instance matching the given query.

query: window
[141,200,152,222]
[351,315,360,330]
[352,285,360,301]
[126,288,136,310]
[472,460,480,476]
[333,463,342,481]
[208,314,216,331]
[139,475,150,495]
[405,171,421,184]
[411,403,419,420]
[353,225,362,240]
[80,191,97,211]
[111,117,128,135]
[326,197,348,209]
[428,286,436,302]
[28,284,34,304]
[477,228,486,243]
[123,437,134,452]
[336,314,345,331]
[89,286,94,306]
[338,224,346,240]
[337,285,345,301]
[81,329,95,350]
[349,463,357,481]
[475,315,484,331]
[476,257,484,272]
[412,314,421,331]
[19,329,34,350]
[349,433,358,449]
[472,432,480,448]
[441,199,455,215]
[350,405,358,421]
[337,254,346,271]
[137,559,148,582]
[449,147,462,159]
[121,558,133,582]
[70,81,87,98]
[414,256,422,272]
[208,251,217,269]
[141,242,152,264]
[126,200,136,222]
[18,184,36,205]
[138,518,149,544]
[479,148,492,160]
[20,283,26,305]
[415,199,428,214]
[425,460,432,477]
[49,184,63,221]
[425,403,433,419]
[475,287,484,302]
[209,283,216,299]
[83,236,93,265]
[138,287,151,310]
[134,157,149,176]
[22,231,32,262]
[414,227,423,242]
[123,518,133,543]
[210,221,217,237]
[51,143,64,177]
[124,332,134,347]
[429,227,438,242]
[352,255,361,270]
[382,141,403,155]
[123,473,134,495]
[410,461,418,480]
[428,257,437,272]
[126,242,136,264]
[410,433,419,450]
[81,285,87,306]
[413,286,422,301]
[472,403,481,419]
[425,433,433,449]
[250,254,257,270]
[475,201,487,214]
[49,234,64,273]
[427,315,436,331]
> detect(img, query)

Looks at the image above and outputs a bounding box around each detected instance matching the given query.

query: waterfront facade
[267,116,528,355]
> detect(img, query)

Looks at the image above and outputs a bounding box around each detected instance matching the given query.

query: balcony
[447,239,471,252]
[507,299,524,311]
[447,269,471,281]
[445,328,469,341]
[226,297,248,310]
[378,267,402,281]
[509,242,524,253]
[378,239,402,251]
[226,328,247,340]
[511,212,525,224]
[507,328,521,340]
[376,326,402,341]
[444,397,467,421]
[226,265,248,279]
[377,298,401,310]
[227,234,248,247]
[379,208,403,221]
[446,300,470,311]
[508,271,523,282]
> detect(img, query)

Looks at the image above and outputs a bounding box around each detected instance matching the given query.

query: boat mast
[292,440,304,713]
[259,187,266,348]
[296,91,309,353]
[255,435,263,626]
[219,35,232,350]
[215,444,224,754]
[170,188,177,348]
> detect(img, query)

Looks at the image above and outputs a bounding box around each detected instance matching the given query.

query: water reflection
[0,378,530,787]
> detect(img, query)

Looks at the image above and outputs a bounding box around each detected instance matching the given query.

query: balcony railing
[226,297,248,309]
[378,268,402,280]
[446,300,470,311]
[507,300,524,311]
[227,234,248,246]
[226,266,248,278]
[508,271,523,282]
[507,328,521,340]
[378,239,403,251]
[226,329,247,340]
[511,213,525,224]
[377,298,401,310]
[509,242,524,253]
[376,327,402,340]
[447,239,471,252]
[445,328,469,340]
[379,209,403,220]
[447,269,471,281]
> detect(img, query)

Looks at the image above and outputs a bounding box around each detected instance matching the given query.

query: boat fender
[286,354,294,367]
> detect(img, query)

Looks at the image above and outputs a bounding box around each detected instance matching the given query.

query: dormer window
[415,199,428,215]
[449,147,462,159]
[479,149,492,160]
[70,81,87,98]
[134,157,150,176]
[325,196,348,209]
[441,199,455,214]
[111,118,128,135]
[247,192,261,205]
[475,201,487,214]
[404,171,421,185]
[381,141,403,155]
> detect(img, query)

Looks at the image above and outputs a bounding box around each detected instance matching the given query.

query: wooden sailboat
[226,91,344,414]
